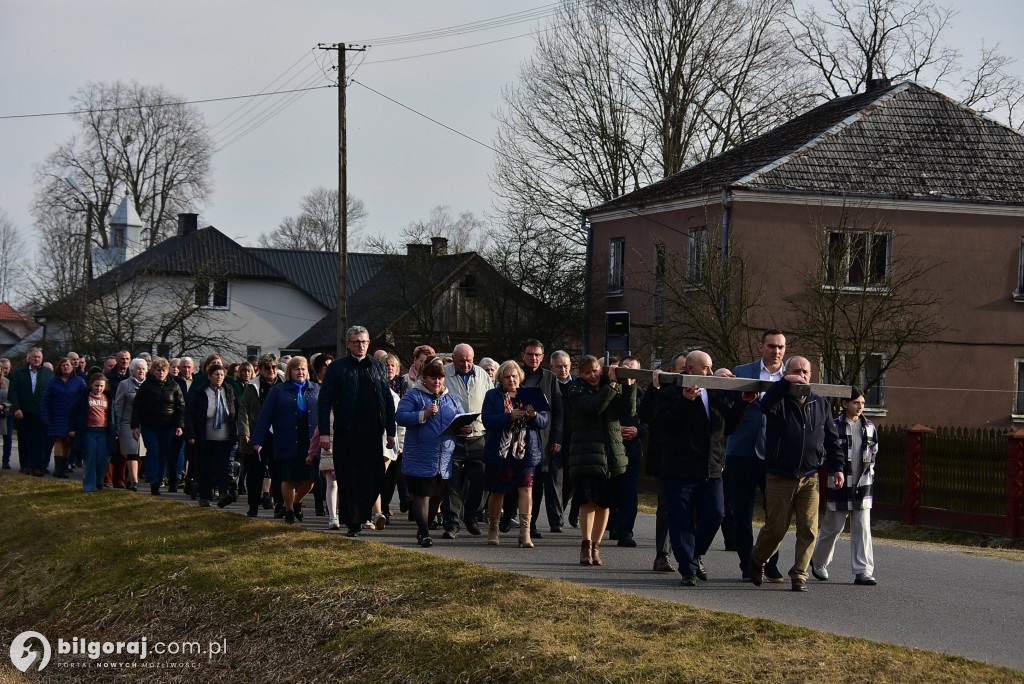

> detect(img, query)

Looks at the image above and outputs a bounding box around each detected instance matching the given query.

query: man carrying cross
[652,351,756,586]
[749,356,843,592]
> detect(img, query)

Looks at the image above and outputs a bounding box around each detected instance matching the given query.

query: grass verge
[1,474,1020,683]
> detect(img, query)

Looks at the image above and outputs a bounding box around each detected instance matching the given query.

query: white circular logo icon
[9,631,51,672]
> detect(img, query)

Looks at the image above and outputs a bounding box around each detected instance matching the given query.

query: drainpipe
[720,188,732,317]
[581,214,592,356]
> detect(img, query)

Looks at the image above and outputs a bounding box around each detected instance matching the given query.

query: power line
[0,85,335,121]
[349,3,565,45]
[350,79,497,153]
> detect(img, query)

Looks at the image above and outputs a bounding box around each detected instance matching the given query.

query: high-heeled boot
[518,514,533,548]
[580,539,593,566]
[488,518,500,545]
[591,540,603,566]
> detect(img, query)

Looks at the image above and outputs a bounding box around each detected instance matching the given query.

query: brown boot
[518,514,534,548]
[580,539,593,566]
[591,540,603,566]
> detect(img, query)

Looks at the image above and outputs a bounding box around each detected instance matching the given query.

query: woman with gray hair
[113,357,148,491]
[478,357,498,387]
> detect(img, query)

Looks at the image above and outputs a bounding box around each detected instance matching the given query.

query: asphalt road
[12,448,1022,672]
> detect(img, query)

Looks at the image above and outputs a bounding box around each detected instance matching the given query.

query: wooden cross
[607,366,855,399]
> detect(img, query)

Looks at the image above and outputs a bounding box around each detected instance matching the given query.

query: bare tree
[366,205,487,255]
[785,204,944,400]
[257,186,367,251]
[34,80,213,249]
[788,0,959,97]
[631,224,765,369]
[0,210,27,305]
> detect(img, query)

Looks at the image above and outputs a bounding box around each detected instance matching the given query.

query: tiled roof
[589,82,1024,214]
[0,302,29,322]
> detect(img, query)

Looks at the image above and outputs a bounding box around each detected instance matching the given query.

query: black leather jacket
[130,376,185,430]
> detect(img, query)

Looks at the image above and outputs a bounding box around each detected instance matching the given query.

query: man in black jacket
[318,325,396,537]
[654,350,755,586]
[749,356,843,592]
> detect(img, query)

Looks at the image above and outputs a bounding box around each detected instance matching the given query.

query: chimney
[431,236,449,256]
[406,243,432,259]
[866,78,892,92]
[178,213,198,236]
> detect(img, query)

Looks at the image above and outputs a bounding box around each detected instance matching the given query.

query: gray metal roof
[247,250,389,309]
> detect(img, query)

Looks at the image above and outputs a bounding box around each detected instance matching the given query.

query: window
[246,346,261,359]
[653,244,666,323]
[608,237,625,293]
[195,279,230,309]
[687,228,707,285]
[1015,237,1024,301]
[825,353,887,410]
[1015,359,1024,418]
[825,230,891,289]
[842,352,887,410]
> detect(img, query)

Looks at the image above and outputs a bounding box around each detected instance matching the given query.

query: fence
[871,425,1024,538]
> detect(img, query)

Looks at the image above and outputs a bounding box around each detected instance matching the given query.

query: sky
[1,0,1022,252]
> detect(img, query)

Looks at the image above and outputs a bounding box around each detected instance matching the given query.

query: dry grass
[1,473,1021,683]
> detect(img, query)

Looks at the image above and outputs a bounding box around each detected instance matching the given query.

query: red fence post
[903,425,933,525]
[1006,430,1024,539]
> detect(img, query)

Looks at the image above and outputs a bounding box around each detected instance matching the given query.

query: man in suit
[549,350,575,529]
[724,330,788,582]
[8,348,55,475]
[654,350,755,586]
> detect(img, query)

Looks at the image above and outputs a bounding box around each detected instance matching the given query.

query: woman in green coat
[568,355,636,567]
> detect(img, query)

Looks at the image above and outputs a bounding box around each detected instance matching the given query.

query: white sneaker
[373,513,387,530]
[328,517,340,530]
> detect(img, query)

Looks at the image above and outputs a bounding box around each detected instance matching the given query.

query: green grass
[2,474,1021,683]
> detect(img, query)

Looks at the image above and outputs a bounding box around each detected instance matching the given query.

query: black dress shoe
[246,506,259,518]
[695,557,709,581]
[285,510,295,524]
[748,558,765,587]
[464,519,481,535]
[294,501,304,521]
[274,504,286,519]
[499,516,511,533]
[419,535,433,548]
[680,574,697,587]
[442,528,458,540]
[616,536,637,548]
[315,504,326,517]
[550,525,563,533]
[854,574,877,585]
[345,528,360,537]
[791,578,808,592]
[261,493,273,510]
[530,528,543,539]
[151,482,161,496]
[217,493,235,508]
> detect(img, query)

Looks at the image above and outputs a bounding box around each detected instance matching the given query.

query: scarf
[498,391,528,460]
[292,380,308,412]
[212,386,228,430]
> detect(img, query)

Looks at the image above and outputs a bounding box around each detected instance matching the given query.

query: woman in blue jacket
[396,357,467,547]
[481,360,549,548]
[253,357,319,525]
[41,357,87,478]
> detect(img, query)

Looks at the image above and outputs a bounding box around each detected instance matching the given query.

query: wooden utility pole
[319,42,365,356]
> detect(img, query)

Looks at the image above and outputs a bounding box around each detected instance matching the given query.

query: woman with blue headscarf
[253,356,319,524]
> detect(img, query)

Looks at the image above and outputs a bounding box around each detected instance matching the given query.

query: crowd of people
[0,326,879,588]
